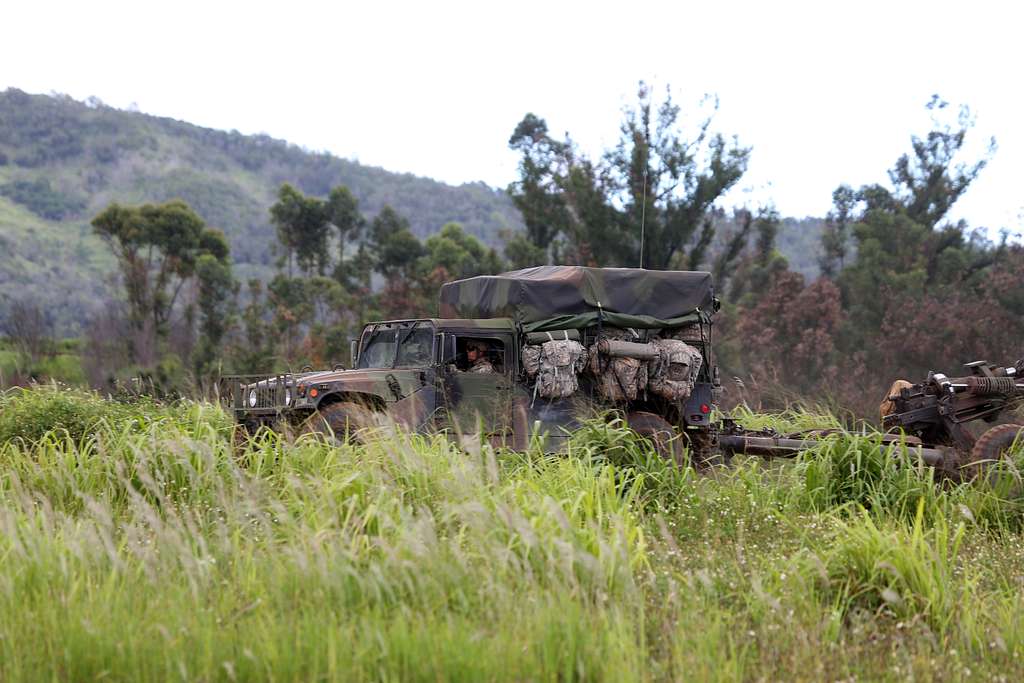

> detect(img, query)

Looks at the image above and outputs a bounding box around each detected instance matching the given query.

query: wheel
[964,423,1024,489]
[626,411,687,467]
[302,401,379,444]
[684,428,725,469]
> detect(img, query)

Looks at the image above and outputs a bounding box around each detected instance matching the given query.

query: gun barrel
[719,434,949,468]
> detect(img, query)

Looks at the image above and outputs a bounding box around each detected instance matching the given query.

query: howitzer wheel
[626,411,688,468]
[963,423,1024,488]
[302,401,379,444]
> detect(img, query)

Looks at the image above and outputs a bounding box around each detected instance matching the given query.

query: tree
[1,299,52,367]
[610,85,750,270]
[232,279,275,373]
[326,185,365,268]
[369,206,424,278]
[507,113,572,258]
[193,229,237,375]
[819,185,856,277]
[422,223,504,280]
[834,96,996,339]
[269,183,330,277]
[889,95,995,231]
[508,82,750,269]
[713,209,754,288]
[262,183,378,365]
[502,230,547,270]
[92,200,228,341]
[722,208,789,305]
[734,272,844,393]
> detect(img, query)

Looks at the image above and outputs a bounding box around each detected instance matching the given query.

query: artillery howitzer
[876,360,1024,480]
[717,359,1024,480]
[881,360,1024,448]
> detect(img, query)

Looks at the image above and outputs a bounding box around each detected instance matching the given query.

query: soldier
[465,339,496,374]
[879,379,914,424]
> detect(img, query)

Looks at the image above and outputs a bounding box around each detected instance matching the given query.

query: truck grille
[219,374,294,413]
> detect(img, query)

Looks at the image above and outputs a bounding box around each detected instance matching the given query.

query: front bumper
[220,374,313,419]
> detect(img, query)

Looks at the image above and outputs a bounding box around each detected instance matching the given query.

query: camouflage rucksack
[648,338,702,401]
[522,333,586,399]
[587,328,649,402]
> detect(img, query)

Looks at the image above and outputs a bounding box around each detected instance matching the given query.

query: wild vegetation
[2,386,1024,680]
[3,65,1023,682]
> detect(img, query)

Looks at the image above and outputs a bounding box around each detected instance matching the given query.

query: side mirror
[350,339,359,367]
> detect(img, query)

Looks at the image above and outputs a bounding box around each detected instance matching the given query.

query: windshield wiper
[392,321,423,368]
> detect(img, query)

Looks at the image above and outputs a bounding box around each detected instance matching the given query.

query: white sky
[2,0,1022,233]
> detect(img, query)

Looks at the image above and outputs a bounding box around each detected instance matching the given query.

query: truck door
[439,333,514,446]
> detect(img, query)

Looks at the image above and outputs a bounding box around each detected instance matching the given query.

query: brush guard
[219,373,297,416]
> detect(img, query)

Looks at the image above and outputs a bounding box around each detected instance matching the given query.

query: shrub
[795,433,946,521]
[0,385,205,444]
[0,177,88,219]
[566,416,695,507]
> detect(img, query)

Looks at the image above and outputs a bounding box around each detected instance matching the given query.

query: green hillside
[0,89,827,335]
[0,89,524,334]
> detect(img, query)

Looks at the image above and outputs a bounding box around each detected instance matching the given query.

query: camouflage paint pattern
[293,367,439,430]
[439,266,714,329]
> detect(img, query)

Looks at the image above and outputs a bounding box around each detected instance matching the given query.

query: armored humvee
[224,266,721,461]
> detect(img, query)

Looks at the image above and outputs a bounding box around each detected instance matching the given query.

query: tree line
[501,86,1020,416]
[21,182,504,391]
[3,85,1019,418]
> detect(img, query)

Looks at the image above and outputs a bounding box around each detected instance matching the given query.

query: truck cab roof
[361,318,516,332]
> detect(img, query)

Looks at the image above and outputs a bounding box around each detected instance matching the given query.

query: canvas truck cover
[438,266,714,332]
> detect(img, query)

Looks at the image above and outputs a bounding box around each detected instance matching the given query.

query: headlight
[284,389,292,406]
[248,389,258,408]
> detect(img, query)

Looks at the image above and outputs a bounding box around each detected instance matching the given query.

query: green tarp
[439,266,714,331]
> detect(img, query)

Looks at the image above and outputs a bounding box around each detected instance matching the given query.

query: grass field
[2,387,1024,681]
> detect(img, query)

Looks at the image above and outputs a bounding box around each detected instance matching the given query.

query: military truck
[223,265,1024,480]
[224,266,720,462]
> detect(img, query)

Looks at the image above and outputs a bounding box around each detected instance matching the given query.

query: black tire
[964,423,1024,487]
[626,411,687,468]
[303,401,378,444]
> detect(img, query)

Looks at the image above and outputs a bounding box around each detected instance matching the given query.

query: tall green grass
[2,390,1024,680]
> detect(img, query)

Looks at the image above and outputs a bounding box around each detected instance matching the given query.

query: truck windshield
[357,323,434,369]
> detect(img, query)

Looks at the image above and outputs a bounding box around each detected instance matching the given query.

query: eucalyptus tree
[508,82,750,270]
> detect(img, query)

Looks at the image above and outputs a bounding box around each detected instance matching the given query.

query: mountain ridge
[0,88,525,333]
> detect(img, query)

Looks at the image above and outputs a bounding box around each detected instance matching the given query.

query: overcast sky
[3,0,1022,233]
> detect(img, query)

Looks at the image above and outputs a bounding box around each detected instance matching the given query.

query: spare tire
[626,411,687,468]
[964,423,1024,487]
[303,401,379,444]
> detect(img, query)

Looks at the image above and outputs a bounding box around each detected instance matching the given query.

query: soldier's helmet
[467,339,489,353]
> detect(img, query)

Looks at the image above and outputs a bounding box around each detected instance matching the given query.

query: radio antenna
[639,167,648,269]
